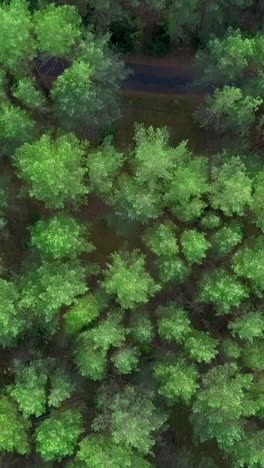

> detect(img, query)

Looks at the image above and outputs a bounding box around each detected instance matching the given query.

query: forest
[1,0,264,467]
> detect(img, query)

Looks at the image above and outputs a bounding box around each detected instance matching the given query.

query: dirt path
[37,54,209,96]
[122,62,207,95]
[122,53,210,95]
[124,51,195,69]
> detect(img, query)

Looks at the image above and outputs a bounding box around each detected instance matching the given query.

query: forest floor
[116,53,210,152]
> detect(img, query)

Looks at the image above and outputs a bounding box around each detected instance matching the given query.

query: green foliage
[15,133,88,209]
[2,2,264,461]
[199,268,249,315]
[0,397,29,455]
[88,311,126,353]
[210,157,252,216]
[190,364,255,451]
[195,29,256,87]
[229,431,264,468]
[167,0,200,42]
[8,360,75,417]
[102,250,160,309]
[0,279,25,347]
[52,60,95,121]
[133,125,173,183]
[13,78,45,109]
[129,313,154,344]
[20,260,87,323]
[168,1,254,44]
[143,222,178,257]
[48,368,75,408]
[164,146,210,221]
[252,171,264,231]
[0,70,7,101]
[34,4,81,56]
[0,0,35,72]
[64,293,101,335]
[31,215,94,259]
[232,239,264,295]
[88,137,124,196]
[74,332,107,380]
[222,339,241,360]
[8,360,47,418]
[210,223,243,256]
[0,102,34,147]
[157,256,190,284]
[154,358,199,404]
[52,32,127,131]
[111,347,139,374]
[35,409,83,461]
[195,86,262,140]
[74,312,125,380]
[93,385,166,455]
[114,175,163,222]
[158,304,191,343]
[184,331,218,363]
[181,229,210,264]
[195,28,264,149]
[242,340,264,370]
[200,212,221,230]
[75,435,151,468]
[229,312,264,342]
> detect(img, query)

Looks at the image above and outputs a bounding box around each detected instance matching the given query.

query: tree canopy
[2,1,264,467]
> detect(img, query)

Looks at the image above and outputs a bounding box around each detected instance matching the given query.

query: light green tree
[210,223,243,256]
[0,102,35,150]
[87,137,124,197]
[232,238,264,296]
[0,0,35,73]
[0,279,25,347]
[199,268,249,315]
[184,331,218,363]
[64,293,102,336]
[51,32,127,132]
[0,397,29,455]
[31,215,94,259]
[33,3,81,56]
[129,313,154,344]
[74,332,108,380]
[143,222,179,258]
[210,157,252,216]
[133,125,173,183]
[113,175,163,222]
[19,259,87,323]
[74,312,126,379]
[92,385,167,455]
[111,347,140,374]
[194,86,262,142]
[181,229,210,264]
[157,256,190,285]
[252,171,264,231]
[242,340,264,370]
[154,358,199,404]
[102,250,160,309]
[190,364,255,451]
[13,78,45,109]
[229,312,264,342]
[15,133,88,209]
[35,409,83,461]
[75,435,152,468]
[158,304,192,343]
[8,360,47,418]
[164,146,210,221]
